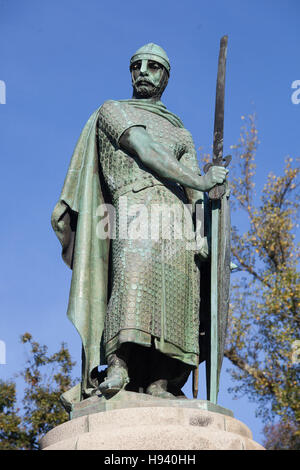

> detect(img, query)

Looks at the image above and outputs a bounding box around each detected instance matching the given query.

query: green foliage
[0,333,76,450]
[224,115,300,448]
[0,381,27,450]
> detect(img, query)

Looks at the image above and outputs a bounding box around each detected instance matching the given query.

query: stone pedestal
[40,392,264,450]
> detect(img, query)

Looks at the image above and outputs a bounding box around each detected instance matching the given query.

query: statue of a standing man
[52,43,228,405]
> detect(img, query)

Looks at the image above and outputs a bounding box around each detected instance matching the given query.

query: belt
[113,179,165,200]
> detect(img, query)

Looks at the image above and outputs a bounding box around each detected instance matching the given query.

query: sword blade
[213,35,228,164]
[208,35,229,200]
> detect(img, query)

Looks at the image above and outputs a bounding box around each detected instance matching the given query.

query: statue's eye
[132,62,141,70]
[149,62,160,69]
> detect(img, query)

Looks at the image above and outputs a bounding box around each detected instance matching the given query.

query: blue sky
[0,0,299,446]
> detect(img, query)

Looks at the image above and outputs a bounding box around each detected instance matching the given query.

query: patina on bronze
[51,42,229,408]
[202,35,231,403]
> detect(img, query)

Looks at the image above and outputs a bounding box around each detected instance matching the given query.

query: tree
[0,333,76,450]
[223,115,300,448]
[0,381,27,450]
[263,420,300,450]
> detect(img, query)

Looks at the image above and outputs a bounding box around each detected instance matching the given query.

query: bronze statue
[51,43,229,407]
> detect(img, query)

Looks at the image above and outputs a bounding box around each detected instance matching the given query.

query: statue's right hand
[204,165,228,190]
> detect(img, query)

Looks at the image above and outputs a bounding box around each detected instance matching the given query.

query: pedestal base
[41,393,264,450]
[69,390,234,420]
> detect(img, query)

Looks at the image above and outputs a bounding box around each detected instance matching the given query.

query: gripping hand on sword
[201,165,228,192]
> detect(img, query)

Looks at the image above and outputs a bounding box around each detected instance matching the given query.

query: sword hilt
[203,155,231,200]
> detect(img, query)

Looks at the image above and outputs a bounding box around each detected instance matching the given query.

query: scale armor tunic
[98,100,201,367]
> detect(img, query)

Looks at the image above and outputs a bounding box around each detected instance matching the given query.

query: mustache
[135,78,155,86]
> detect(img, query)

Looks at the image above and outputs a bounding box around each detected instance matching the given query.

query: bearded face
[131,59,169,100]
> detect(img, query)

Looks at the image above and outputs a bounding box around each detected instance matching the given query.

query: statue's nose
[140,60,149,75]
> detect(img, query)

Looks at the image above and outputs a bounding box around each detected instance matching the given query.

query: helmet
[130,43,170,75]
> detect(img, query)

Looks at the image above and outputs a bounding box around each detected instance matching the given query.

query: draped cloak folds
[51,101,188,407]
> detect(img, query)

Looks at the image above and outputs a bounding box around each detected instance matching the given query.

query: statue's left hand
[195,235,209,260]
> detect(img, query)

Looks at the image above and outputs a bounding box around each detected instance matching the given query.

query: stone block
[41,404,264,451]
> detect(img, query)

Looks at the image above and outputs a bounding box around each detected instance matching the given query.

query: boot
[98,353,129,397]
[146,379,177,399]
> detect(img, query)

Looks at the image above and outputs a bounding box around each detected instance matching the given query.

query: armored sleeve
[180,130,209,259]
[179,130,203,201]
[98,100,146,147]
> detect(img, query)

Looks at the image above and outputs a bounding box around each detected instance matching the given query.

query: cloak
[51,100,186,406]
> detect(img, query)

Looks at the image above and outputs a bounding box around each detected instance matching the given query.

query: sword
[193,35,230,402]
[208,35,230,404]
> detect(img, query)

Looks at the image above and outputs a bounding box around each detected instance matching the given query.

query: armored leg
[146,379,177,399]
[146,346,192,398]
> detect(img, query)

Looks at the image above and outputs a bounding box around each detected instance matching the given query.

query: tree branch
[231,246,271,287]
[224,347,275,395]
